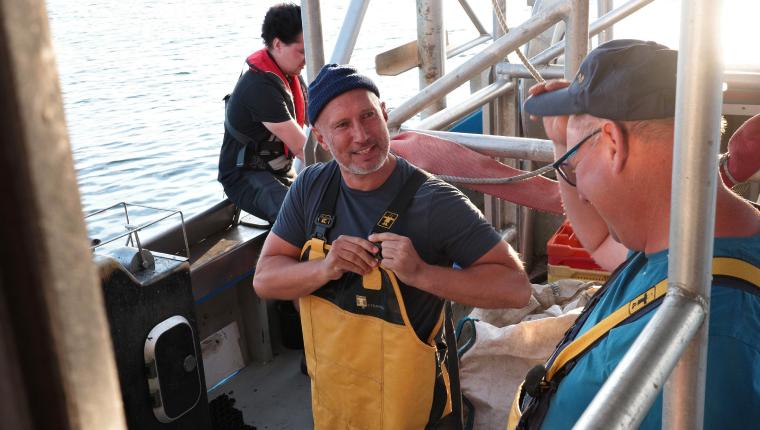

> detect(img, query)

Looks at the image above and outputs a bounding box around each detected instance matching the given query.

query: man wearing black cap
[509,39,760,429]
[254,64,531,429]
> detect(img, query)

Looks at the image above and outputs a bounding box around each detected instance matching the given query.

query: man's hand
[367,232,426,286]
[322,235,379,280]
[527,79,572,151]
[723,114,760,185]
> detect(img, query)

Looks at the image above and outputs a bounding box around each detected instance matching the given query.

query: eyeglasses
[552,128,601,186]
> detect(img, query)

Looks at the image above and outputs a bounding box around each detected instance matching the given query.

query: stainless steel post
[387,2,568,129]
[564,0,589,78]
[664,0,724,428]
[301,0,326,165]
[596,0,613,43]
[485,0,509,230]
[301,0,325,83]
[329,0,370,64]
[417,0,446,117]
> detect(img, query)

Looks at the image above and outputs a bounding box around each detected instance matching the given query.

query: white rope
[491,0,545,83]
[436,164,555,184]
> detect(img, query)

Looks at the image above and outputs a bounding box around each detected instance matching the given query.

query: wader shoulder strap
[312,162,341,241]
[546,256,760,382]
[370,169,428,234]
[444,300,464,430]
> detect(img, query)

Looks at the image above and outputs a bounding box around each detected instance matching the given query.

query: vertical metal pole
[596,0,613,44]
[519,159,535,269]
[301,0,326,165]
[664,0,724,428]
[564,0,589,78]
[417,0,446,117]
[329,0,370,64]
[483,0,507,229]
[0,0,127,428]
[301,0,325,83]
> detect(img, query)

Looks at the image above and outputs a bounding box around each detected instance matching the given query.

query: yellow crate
[548,264,611,284]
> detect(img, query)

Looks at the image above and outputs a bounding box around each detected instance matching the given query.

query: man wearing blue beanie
[254,64,531,429]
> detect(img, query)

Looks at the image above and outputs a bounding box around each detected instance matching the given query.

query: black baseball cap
[524,39,678,120]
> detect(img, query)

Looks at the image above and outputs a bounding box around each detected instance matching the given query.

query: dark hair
[261,3,302,49]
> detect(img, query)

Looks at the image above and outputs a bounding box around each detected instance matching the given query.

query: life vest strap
[546,256,760,381]
[512,255,760,430]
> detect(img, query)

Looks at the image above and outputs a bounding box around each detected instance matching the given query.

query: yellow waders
[298,164,454,430]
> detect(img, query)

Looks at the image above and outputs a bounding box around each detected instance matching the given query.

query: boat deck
[208,346,313,429]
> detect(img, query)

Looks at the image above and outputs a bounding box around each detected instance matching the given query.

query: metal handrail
[415,79,515,131]
[531,0,657,66]
[386,1,571,129]
[400,128,555,162]
[86,202,191,260]
[399,0,655,132]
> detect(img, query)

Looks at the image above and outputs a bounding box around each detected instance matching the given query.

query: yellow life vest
[299,164,456,429]
[507,256,760,430]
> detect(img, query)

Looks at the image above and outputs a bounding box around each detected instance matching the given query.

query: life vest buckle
[524,364,550,398]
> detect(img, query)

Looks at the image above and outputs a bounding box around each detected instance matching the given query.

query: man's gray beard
[330,146,389,175]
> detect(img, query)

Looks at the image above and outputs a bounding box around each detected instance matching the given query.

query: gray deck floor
[209,347,313,429]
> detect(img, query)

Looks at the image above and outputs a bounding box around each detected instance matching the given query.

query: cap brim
[523,87,586,117]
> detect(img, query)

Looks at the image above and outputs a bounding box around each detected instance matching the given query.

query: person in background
[253,64,531,429]
[509,39,760,429]
[218,3,307,224]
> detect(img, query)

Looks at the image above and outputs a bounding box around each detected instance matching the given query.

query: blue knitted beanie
[307,64,380,125]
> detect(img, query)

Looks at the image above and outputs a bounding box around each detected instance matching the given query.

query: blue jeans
[222,170,290,224]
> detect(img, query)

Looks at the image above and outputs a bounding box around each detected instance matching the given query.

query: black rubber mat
[209,393,256,430]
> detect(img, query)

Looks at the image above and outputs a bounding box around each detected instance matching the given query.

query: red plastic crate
[547,220,603,270]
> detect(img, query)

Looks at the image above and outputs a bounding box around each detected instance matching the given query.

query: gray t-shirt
[272,157,501,337]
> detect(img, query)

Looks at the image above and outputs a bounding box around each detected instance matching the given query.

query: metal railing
[386,1,572,129]
[86,202,191,262]
[410,0,657,132]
